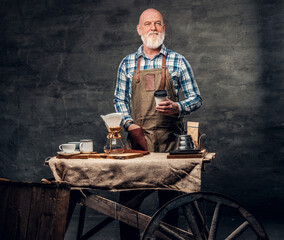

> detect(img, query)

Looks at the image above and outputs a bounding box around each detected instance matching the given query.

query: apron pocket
[145,74,155,91]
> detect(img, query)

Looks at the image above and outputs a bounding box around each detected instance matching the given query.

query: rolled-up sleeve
[113,59,133,125]
[177,57,202,116]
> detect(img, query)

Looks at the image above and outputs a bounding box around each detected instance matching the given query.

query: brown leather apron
[129,55,184,152]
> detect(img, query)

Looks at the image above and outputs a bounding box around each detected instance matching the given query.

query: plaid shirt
[114,44,202,125]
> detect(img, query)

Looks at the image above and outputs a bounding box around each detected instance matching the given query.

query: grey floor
[64,192,284,240]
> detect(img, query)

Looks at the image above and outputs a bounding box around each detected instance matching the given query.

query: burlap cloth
[48,153,202,193]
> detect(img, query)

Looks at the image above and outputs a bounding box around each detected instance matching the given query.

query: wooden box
[0,180,70,240]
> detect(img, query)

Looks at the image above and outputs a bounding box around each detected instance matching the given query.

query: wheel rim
[142,191,269,240]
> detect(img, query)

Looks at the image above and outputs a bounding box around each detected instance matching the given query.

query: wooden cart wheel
[142,192,269,240]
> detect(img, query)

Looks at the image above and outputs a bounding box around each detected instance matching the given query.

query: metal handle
[44,156,52,166]
[198,134,206,149]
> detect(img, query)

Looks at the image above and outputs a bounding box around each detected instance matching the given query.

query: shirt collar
[137,44,168,58]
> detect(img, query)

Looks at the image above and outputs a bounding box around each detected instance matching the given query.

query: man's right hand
[128,123,141,131]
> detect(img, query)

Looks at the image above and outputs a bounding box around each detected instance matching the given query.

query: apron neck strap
[161,55,166,90]
[136,55,166,89]
[136,57,142,82]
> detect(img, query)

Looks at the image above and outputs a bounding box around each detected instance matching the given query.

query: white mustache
[148,31,159,36]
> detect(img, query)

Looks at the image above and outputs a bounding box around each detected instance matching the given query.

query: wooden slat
[0,181,70,240]
[37,186,58,240]
[0,182,11,236]
[26,186,44,239]
[80,190,155,239]
[16,184,33,239]
[77,205,86,240]
[84,194,149,229]
[167,153,204,159]
[56,152,143,159]
[65,190,81,232]
[203,153,216,162]
[1,183,32,239]
[51,187,70,240]
[84,193,193,239]
[4,184,23,239]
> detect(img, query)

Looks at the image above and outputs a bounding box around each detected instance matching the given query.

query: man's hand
[156,99,180,115]
[128,123,141,131]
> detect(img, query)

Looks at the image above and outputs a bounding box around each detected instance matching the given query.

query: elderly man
[114,8,202,152]
[114,8,202,239]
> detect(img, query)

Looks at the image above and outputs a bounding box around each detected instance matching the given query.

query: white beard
[141,31,165,49]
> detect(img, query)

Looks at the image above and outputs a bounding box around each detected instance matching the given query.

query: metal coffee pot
[177,134,196,151]
[175,133,206,151]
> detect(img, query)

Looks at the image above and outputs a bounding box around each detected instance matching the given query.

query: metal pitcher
[177,134,196,150]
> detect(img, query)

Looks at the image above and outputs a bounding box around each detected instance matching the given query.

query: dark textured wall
[0,0,283,216]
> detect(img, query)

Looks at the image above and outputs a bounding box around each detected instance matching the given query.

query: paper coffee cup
[154,90,168,106]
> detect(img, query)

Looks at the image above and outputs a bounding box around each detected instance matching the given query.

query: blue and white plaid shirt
[114,44,202,125]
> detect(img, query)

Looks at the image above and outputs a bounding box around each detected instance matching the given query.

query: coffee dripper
[101,113,125,154]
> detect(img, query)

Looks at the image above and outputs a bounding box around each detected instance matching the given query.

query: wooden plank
[26,185,43,240]
[65,190,81,232]
[84,193,193,239]
[0,182,11,238]
[37,186,58,240]
[80,190,155,239]
[56,152,143,159]
[77,205,86,239]
[51,187,70,240]
[4,184,23,240]
[167,149,207,159]
[167,153,204,159]
[94,152,143,159]
[0,182,70,240]
[203,153,216,162]
[84,194,149,229]
[1,182,34,239]
[16,184,33,239]
[56,152,97,159]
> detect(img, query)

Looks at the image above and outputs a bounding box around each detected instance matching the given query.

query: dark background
[0,0,283,219]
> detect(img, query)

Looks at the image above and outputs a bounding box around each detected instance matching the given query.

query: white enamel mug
[79,139,93,153]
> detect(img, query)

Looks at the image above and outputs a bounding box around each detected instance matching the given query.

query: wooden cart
[46,152,269,240]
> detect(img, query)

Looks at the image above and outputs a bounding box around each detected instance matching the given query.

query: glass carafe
[100,113,125,154]
[104,127,125,154]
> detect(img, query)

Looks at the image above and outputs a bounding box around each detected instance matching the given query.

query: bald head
[139,8,164,25]
[137,8,165,50]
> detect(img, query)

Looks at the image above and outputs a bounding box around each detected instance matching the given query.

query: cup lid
[154,90,167,97]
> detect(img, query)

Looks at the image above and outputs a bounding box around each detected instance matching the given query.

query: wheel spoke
[208,202,221,240]
[192,200,210,238]
[157,224,186,240]
[182,205,204,240]
[225,221,250,240]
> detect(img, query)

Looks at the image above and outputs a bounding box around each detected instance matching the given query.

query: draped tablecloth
[48,153,203,193]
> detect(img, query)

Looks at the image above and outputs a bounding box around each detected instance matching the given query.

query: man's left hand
[156,99,179,115]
